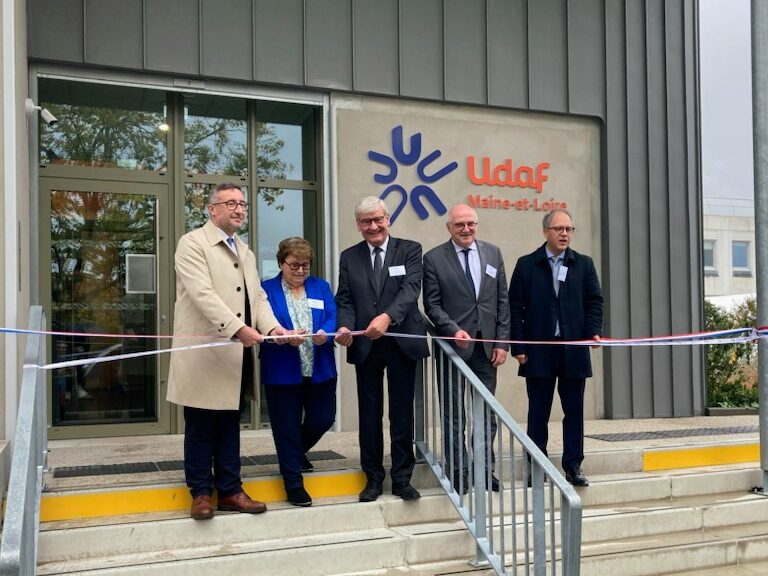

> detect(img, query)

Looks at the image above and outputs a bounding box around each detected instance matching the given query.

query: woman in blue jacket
[260,237,337,507]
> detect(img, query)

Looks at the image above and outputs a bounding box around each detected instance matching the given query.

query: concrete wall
[333,94,602,426]
[26,0,704,418]
[2,0,31,443]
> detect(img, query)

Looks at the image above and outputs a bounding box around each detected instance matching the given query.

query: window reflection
[39,79,167,171]
[257,188,314,280]
[256,101,316,181]
[50,190,158,425]
[184,94,248,176]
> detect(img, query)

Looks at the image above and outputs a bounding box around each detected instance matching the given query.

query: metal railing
[414,325,582,576]
[1,306,48,576]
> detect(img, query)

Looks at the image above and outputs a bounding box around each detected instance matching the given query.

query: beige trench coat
[167,221,280,410]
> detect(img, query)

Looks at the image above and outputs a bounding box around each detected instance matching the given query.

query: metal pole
[471,385,487,567]
[752,0,768,493]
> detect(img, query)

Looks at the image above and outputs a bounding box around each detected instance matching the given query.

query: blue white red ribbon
[7,325,766,371]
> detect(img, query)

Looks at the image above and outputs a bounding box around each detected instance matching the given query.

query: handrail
[414,324,582,575]
[0,306,48,576]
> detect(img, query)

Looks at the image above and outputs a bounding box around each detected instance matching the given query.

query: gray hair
[542,208,573,229]
[354,196,389,219]
[208,183,243,205]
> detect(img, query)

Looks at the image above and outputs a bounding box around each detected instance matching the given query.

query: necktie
[373,247,383,288]
[462,248,476,298]
[550,256,561,296]
[227,237,236,253]
[551,256,561,336]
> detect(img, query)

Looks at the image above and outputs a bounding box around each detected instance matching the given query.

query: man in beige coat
[168,183,292,519]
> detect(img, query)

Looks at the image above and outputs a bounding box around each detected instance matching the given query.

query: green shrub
[705,297,758,408]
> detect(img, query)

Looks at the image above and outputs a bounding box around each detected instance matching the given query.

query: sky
[699,0,755,215]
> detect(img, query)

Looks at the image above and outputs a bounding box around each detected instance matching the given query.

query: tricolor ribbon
[7,325,766,372]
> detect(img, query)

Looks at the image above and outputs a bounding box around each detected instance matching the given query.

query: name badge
[389,265,406,277]
[307,298,324,309]
[558,266,568,282]
[485,264,497,278]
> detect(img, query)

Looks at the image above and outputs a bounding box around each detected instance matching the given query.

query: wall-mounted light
[25,98,58,126]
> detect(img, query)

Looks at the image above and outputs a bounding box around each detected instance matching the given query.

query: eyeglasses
[546,226,575,234]
[357,216,387,227]
[284,261,311,271]
[451,221,477,230]
[211,200,248,211]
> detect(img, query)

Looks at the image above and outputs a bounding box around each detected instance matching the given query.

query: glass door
[41,177,172,437]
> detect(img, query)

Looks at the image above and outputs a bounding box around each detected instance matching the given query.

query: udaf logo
[368,125,458,225]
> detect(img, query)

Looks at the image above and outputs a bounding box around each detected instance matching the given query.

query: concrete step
[37,454,762,526]
[39,437,762,520]
[580,521,768,576]
[38,528,404,576]
[656,560,768,575]
[36,464,768,575]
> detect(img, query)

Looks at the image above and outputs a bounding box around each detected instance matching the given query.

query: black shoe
[564,467,589,486]
[359,482,383,502]
[488,475,501,492]
[392,482,421,501]
[301,455,314,472]
[286,486,312,507]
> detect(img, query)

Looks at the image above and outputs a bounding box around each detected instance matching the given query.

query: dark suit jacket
[508,243,603,378]
[423,240,510,360]
[335,236,429,364]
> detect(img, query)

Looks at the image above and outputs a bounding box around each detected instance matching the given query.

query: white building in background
[702,196,755,298]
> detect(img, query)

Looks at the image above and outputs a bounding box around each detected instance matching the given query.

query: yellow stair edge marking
[643,442,759,471]
[38,470,367,523]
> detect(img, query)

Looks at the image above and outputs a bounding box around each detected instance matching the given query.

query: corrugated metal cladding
[27,0,703,419]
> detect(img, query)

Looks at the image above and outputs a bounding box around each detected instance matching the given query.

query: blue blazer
[259,274,337,385]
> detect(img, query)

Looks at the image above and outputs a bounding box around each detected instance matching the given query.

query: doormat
[586,425,759,442]
[53,449,346,478]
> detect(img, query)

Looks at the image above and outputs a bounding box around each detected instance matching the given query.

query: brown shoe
[190,495,214,520]
[217,491,267,514]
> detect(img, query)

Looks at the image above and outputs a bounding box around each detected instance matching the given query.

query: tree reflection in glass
[50,190,158,426]
[40,105,167,171]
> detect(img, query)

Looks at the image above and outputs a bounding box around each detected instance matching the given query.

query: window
[38,77,323,434]
[184,94,247,176]
[39,78,167,172]
[732,240,751,276]
[703,239,717,276]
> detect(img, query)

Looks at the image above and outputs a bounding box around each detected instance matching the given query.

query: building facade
[1,0,703,441]
[703,197,756,298]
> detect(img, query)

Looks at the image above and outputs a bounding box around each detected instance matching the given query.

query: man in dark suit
[335,196,430,502]
[508,209,603,486]
[423,204,510,492]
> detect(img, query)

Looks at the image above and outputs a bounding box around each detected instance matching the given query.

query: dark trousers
[183,405,242,499]
[525,347,586,470]
[264,377,337,490]
[355,338,417,486]
[438,342,498,483]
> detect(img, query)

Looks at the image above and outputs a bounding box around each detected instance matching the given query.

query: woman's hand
[312,329,328,345]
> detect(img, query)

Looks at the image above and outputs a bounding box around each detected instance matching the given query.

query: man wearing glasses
[508,209,603,487]
[335,196,429,502]
[423,204,510,494]
[168,182,293,519]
